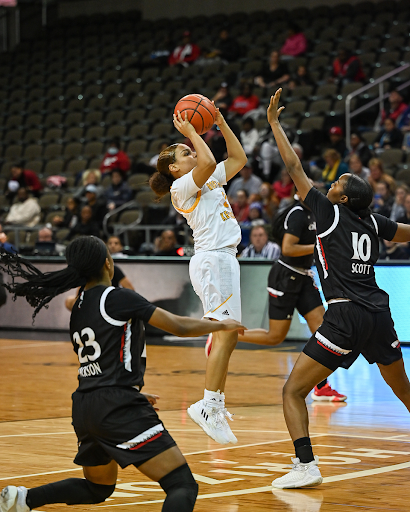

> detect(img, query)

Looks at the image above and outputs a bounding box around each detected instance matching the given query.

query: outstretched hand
[267,88,285,125]
[220,319,247,336]
[173,110,197,138]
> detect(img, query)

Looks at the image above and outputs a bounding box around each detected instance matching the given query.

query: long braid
[0,236,108,320]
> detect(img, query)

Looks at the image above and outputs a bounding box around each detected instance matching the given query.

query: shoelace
[222,407,234,422]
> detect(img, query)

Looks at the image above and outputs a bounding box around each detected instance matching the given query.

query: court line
[0,432,74,439]
[322,461,410,483]
[0,343,60,350]
[0,468,82,481]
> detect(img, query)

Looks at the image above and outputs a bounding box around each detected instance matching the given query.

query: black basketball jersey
[304,187,398,311]
[69,285,156,392]
[280,202,316,269]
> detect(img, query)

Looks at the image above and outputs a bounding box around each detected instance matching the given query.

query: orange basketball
[174,94,216,135]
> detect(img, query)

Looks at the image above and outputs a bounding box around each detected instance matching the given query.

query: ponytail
[343,174,373,219]
[0,236,108,320]
[149,144,179,198]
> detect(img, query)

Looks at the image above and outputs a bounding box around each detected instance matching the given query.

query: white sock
[204,389,223,405]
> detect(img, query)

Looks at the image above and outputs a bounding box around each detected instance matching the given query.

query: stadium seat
[43,160,64,176]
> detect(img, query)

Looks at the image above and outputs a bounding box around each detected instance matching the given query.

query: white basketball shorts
[189,250,241,322]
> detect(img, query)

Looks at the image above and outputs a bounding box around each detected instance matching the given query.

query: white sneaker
[0,486,29,512]
[272,456,323,489]
[222,407,237,444]
[187,399,230,444]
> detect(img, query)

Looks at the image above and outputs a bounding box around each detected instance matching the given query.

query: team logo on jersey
[308,222,316,231]
[222,310,229,315]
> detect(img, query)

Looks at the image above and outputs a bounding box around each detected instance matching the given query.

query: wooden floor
[0,336,409,511]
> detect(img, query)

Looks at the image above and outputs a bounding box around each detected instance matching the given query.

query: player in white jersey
[150,108,247,444]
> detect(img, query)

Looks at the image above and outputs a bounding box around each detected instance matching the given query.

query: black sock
[293,437,314,463]
[26,478,115,509]
[316,379,327,389]
[159,463,198,512]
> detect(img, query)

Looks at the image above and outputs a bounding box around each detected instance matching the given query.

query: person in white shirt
[5,187,41,227]
[241,225,281,259]
[240,117,259,156]
[149,107,247,445]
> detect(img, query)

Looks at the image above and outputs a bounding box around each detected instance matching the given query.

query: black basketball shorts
[268,262,323,320]
[72,387,176,469]
[303,302,402,371]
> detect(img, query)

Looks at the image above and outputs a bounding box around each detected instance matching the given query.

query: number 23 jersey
[70,285,156,392]
[304,187,398,312]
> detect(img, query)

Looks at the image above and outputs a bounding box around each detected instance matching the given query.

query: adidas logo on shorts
[222,310,229,315]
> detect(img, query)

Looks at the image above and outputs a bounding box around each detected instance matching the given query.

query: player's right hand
[173,110,197,137]
[267,88,285,125]
[219,319,247,335]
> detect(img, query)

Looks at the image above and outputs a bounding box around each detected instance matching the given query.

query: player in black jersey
[236,195,346,401]
[0,236,244,512]
[267,89,410,489]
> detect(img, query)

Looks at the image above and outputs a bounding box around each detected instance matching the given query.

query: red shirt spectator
[8,165,42,197]
[229,84,260,117]
[280,24,307,57]
[231,189,250,223]
[100,139,130,174]
[332,48,365,83]
[381,90,408,124]
[272,169,294,201]
[168,31,200,67]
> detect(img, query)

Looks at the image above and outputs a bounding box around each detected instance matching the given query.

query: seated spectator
[242,202,267,226]
[259,182,278,219]
[74,169,104,199]
[396,192,410,225]
[374,117,404,150]
[100,138,131,175]
[212,82,233,110]
[0,223,16,253]
[330,47,365,85]
[107,235,129,258]
[345,132,373,166]
[154,229,181,256]
[372,181,394,217]
[321,149,349,190]
[105,169,133,211]
[390,184,408,222]
[328,126,347,158]
[272,168,294,204]
[231,189,250,223]
[255,50,290,89]
[228,83,260,118]
[241,225,281,259]
[280,23,307,58]
[240,118,259,156]
[168,31,200,67]
[5,163,42,201]
[52,196,80,229]
[4,188,41,227]
[348,154,370,180]
[288,65,313,90]
[398,103,410,131]
[379,239,409,260]
[381,90,408,125]
[34,227,58,256]
[84,184,108,227]
[149,141,170,168]
[227,160,263,201]
[206,28,240,63]
[204,106,241,162]
[368,157,396,193]
[66,205,100,240]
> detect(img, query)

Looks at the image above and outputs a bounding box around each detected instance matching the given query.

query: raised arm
[173,111,216,188]
[391,223,410,243]
[268,89,312,200]
[148,308,245,337]
[215,108,247,181]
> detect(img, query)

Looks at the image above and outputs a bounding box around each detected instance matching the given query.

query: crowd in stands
[0,3,410,261]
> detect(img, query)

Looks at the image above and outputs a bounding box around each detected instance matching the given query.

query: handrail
[102,200,142,238]
[345,63,410,148]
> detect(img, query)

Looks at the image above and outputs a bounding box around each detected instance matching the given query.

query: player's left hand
[213,102,225,127]
[142,393,160,411]
[267,88,285,125]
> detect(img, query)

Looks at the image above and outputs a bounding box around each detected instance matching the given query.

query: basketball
[174,94,216,135]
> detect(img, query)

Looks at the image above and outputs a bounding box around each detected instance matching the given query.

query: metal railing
[102,200,142,239]
[345,63,410,148]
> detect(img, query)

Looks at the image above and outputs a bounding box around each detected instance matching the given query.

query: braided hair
[0,236,108,320]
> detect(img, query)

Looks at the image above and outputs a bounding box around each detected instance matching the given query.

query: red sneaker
[311,383,347,402]
[205,333,212,358]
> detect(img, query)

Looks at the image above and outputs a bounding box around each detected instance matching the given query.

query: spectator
[345,132,373,166]
[84,184,108,227]
[374,117,404,149]
[74,169,104,200]
[66,205,100,241]
[348,154,370,180]
[33,227,58,256]
[330,47,365,85]
[107,235,129,258]
[291,143,312,178]
[381,90,408,125]
[149,141,170,168]
[206,28,240,63]
[105,169,133,211]
[227,159,263,201]
[259,182,278,219]
[368,157,396,193]
[379,239,409,260]
[398,103,410,131]
[371,181,394,217]
[240,118,259,156]
[212,82,233,110]
[328,126,347,158]
[52,196,80,229]
[228,83,260,118]
[241,225,281,259]
[321,149,349,190]
[4,188,41,227]
[255,50,290,89]
[280,23,307,58]
[396,192,410,225]
[100,138,131,175]
[204,106,241,162]
[168,31,200,67]
[272,168,294,202]
[154,229,181,256]
[0,223,16,253]
[243,202,266,225]
[5,163,43,201]
[390,184,408,222]
[288,65,313,89]
[231,189,250,223]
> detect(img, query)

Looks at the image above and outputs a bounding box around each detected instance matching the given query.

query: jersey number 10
[351,232,371,262]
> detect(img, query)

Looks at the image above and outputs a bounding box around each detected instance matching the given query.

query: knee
[267,331,286,345]
[159,464,198,506]
[282,379,307,401]
[85,481,116,503]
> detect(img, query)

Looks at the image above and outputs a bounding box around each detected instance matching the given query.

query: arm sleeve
[284,209,305,239]
[105,288,156,323]
[304,187,336,234]
[213,161,227,186]
[171,171,201,203]
[372,213,398,241]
